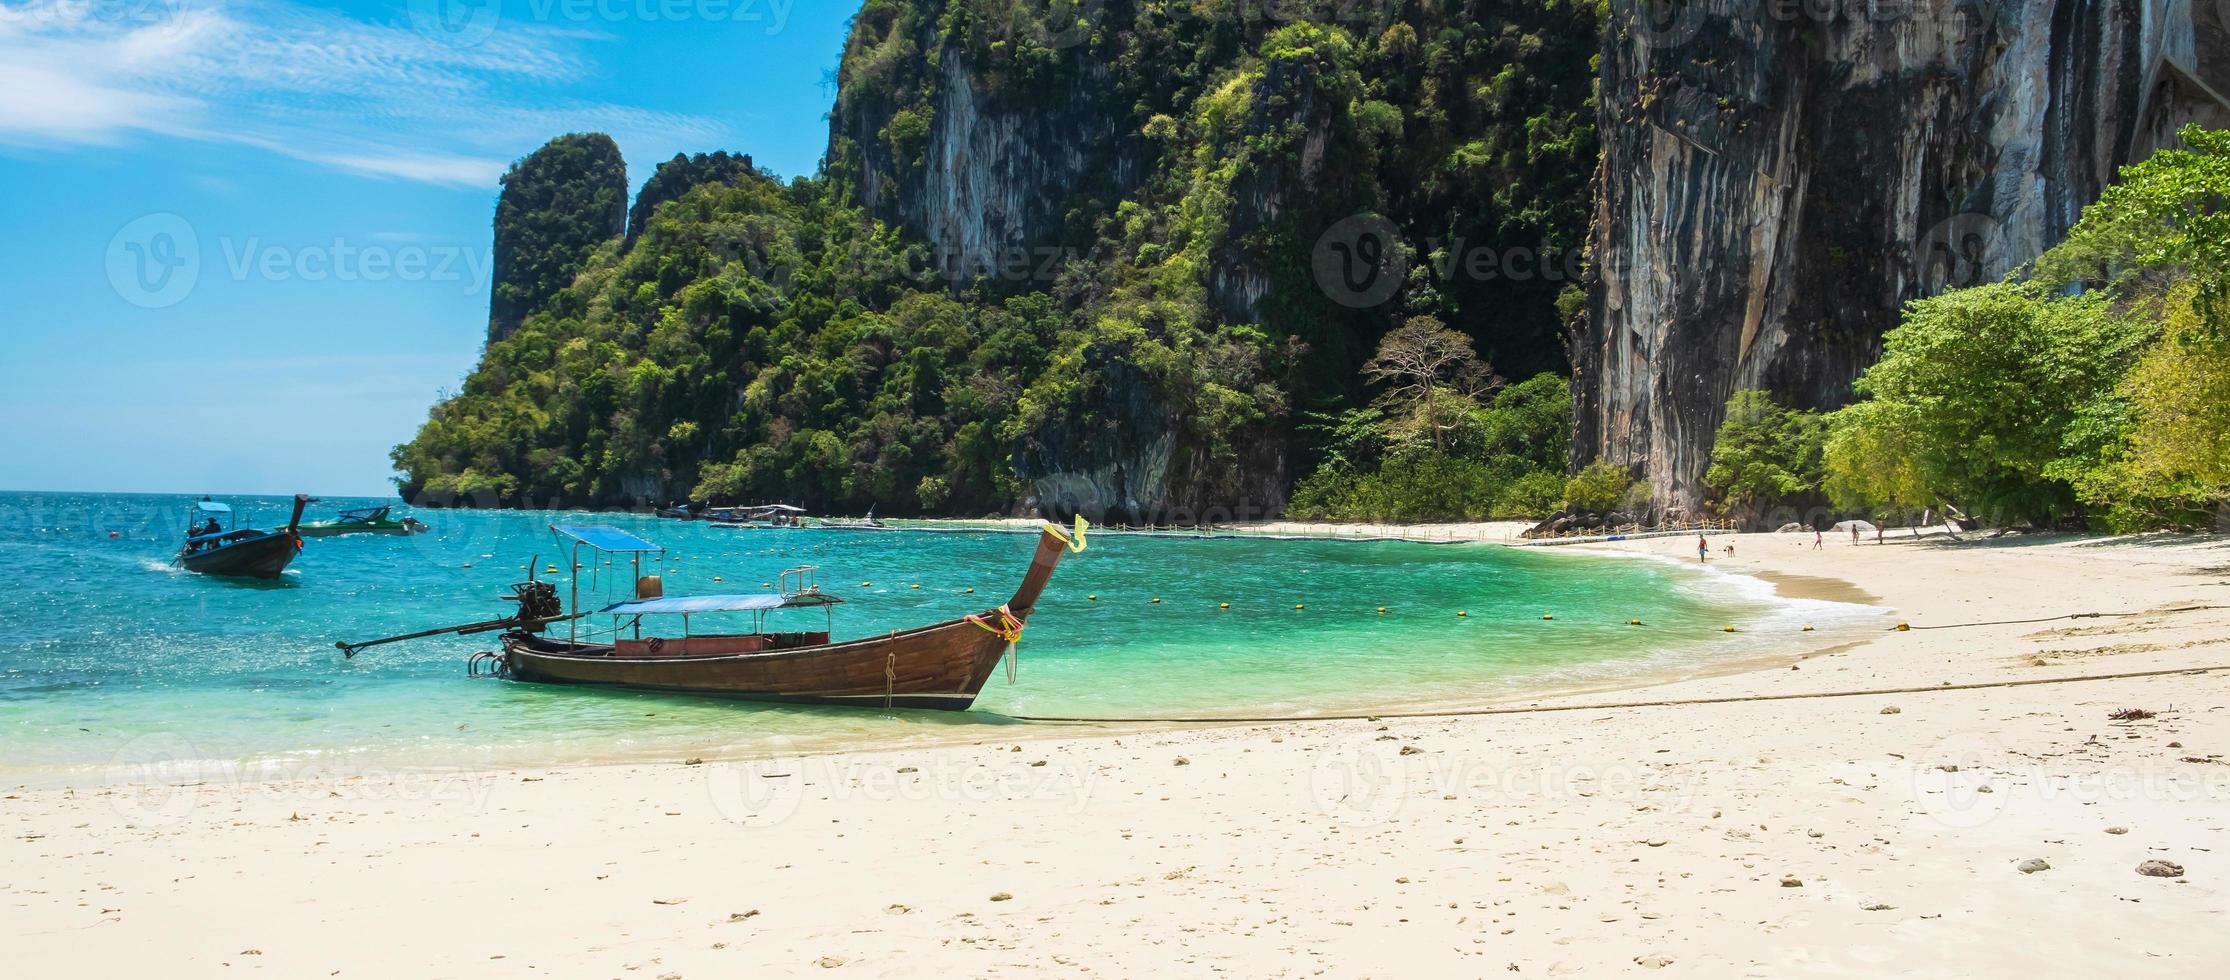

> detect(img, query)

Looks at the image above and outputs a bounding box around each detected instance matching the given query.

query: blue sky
[0,0,854,495]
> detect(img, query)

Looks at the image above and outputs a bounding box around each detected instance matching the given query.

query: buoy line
[1002,663,2230,726]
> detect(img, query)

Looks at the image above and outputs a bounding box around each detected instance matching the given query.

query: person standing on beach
[1851,524,1860,544]
[1698,535,1709,562]
[1814,529,1824,550]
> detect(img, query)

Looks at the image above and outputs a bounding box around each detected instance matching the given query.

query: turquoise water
[0,492,1855,782]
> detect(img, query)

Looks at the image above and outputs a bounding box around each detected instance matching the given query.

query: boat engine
[506,580,564,630]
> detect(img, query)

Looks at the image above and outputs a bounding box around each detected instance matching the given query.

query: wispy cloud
[0,0,725,187]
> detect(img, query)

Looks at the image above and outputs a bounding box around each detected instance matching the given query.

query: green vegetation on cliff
[486,134,628,342]
[394,0,1604,518]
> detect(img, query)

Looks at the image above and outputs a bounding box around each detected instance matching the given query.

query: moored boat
[338,518,1087,710]
[295,504,429,537]
[179,495,310,579]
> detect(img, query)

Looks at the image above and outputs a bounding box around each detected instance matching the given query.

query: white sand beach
[6,530,2228,976]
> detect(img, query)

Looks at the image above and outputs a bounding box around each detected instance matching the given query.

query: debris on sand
[2108,707,2156,721]
[2136,860,2185,878]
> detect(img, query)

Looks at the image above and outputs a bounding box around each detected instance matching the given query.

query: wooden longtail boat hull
[180,532,301,579]
[497,528,1073,710]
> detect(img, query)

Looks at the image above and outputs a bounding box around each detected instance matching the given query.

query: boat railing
[780,565,821,596]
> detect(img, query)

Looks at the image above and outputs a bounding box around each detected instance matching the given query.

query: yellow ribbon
[1042,514,1089,553]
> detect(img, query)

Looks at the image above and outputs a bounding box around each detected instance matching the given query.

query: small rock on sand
[1880,706,1900,715]
[2136,859,2185,878]
[817,955,847,968]
[2016,858,2050,874]
[1780,877,1803,888]
[990,892,1014,902]
[1173,756,1190,766]
[1634,954,1674,969]
[1399,745,1424,756]
[2106,826,2128,835]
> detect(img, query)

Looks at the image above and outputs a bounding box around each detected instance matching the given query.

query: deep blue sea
[0,492,1869,784]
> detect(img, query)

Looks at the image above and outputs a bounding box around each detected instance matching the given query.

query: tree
[1564,460,1642,514]
[2036,124,2230,336]
[1362,316,1499,453]
[1823,283,2154,524]
[1703,390,1825,520]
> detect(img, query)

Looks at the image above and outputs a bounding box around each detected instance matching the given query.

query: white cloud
[0,0,725,187]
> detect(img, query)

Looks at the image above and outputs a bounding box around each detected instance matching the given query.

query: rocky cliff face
[830,22,1145,282]
[1575,0,2230,515]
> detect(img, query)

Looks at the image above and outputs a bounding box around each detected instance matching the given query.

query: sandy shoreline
[7,529,2229,975]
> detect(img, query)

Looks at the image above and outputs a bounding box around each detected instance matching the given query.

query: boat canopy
[339,506,391,520]
[550,525,663,553]
[598,592,842,616]
[195,501,232,514]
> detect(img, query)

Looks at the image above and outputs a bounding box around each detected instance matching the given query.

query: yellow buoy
[1458,610,1468,617]
[965,587,976,594]
[1295,603,1305,610]
[1895,622,1911,632]
[714,576,724,583]
[1151,598,1162,604]
[1802,624,1815,632]
[1089,594,1099,601]
[1377,607,1387,614]
[1724,625,1739,633]
[1219,602,1230,609]
[911,583,921,590]
[1629,619,1643,626]
[862,582,872,587]
[462,563,474,569]
[1542,613,1555,621]
[762,582,771,588]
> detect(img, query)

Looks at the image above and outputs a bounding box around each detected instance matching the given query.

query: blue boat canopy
[550,525,663,553]
[599,592,840,616]
[195,501,232,514]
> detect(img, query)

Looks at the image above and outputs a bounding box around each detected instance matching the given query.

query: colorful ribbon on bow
[1042,514,1089,553]
[966,603,1025,642]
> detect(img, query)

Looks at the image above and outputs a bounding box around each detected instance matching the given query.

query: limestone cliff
[1575,0,2230,515]
[487,133,628,343]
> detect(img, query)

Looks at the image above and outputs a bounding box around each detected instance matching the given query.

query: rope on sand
[1004,664,2230,725]
[1004,602,2230,725]
[1888,604,2228,630]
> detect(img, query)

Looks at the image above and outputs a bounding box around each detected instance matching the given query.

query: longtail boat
[338,518,1086,711]
[295,504,429,537]
[178,495,309,579]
